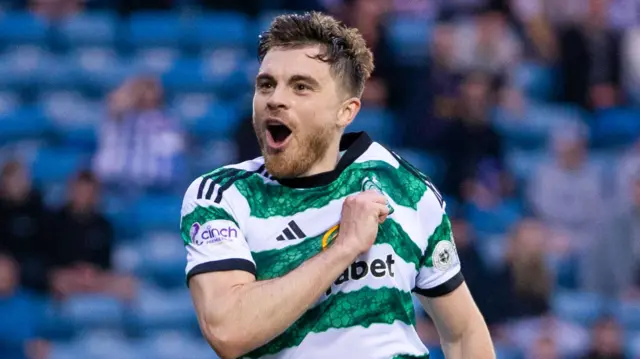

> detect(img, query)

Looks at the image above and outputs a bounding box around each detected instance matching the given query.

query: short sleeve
[180,177,256,284]
[413,188,464,298]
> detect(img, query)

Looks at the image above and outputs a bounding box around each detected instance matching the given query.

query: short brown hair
[258,11,374,97]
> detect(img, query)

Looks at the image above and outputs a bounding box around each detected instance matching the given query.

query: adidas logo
[276,220,307,241]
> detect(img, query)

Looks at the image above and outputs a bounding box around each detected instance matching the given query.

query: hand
[335,190,389,256]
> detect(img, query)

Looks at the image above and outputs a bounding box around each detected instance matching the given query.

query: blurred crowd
[1,0,640,358]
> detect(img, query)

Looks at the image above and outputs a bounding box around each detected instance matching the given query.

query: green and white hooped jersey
[180,132,463,359]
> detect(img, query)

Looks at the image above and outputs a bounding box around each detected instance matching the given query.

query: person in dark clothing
[559,0,622,110]
[487,219,552,326]
[440,72,504,200]
[0,160,50,293]
[47,171,135,300]
[580,316,627,359]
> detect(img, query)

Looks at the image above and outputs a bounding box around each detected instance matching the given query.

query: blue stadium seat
[132,194,182,232]
[0,90,21,113]
[513,62,558,101]
[0,47,52,90]
[30,147,90,184]
[350,108,399,146]
[42,91,100,149]
[590,108,640,148]
[76,331,142,359]
[187,12,251,50]
[495,345,523,359]
[49,342,86,359]
[0,12,48,45]
[131,286,196,330]
[138,231,186,287]
[128,12,182,48]
[58,12,118,47]
[73,49,134,92]
[493,103,585,150]
[427,347,444,359]
[162,56,248,95]
[0,105,50,143]
[465,200,523,235]
[393,148,445,185]
[39,55,84,91]
[139,332,217,359]
[551,290,606,326]
[386,15,432,64]
[184,102,240,140]
[627,331,640,358]
[60,295,125,329]
[614,300,640,331]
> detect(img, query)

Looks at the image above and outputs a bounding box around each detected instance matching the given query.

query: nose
[266,86,289,111]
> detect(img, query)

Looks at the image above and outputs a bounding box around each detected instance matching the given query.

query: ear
[336,97,361,128]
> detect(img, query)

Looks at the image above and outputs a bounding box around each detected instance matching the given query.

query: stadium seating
[1,8,639,358]
[551,291,607,327]
[0,12,49,46]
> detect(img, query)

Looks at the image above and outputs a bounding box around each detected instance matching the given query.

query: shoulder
[366,142,445,208]
[183,156,269,206]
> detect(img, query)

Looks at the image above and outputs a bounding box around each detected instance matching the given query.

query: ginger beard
[253,117,335,179]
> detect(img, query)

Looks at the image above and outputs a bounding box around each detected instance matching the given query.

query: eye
[295,83,310,92]
[256,80,274,90]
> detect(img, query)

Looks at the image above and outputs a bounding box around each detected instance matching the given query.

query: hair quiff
[258,11,374,97]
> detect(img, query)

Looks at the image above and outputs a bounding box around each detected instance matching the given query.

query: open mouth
[265,120,292,149]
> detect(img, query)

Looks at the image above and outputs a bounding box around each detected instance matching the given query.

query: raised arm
[181,176,388,359]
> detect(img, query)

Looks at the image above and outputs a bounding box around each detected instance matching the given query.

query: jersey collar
[275,131,373,189]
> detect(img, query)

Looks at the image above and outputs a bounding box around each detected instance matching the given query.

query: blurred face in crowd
[477,11,506,44]
[0,255,19,296]
[431,24,456,65]
[553,135,587,170]
[461,73,491,121]
[587,0,609,27]
[593,318,623,355]
[69,176,99,212]
[528,337,558,359]
[134,77,163,110]
[0,161,31,202]
[510,219,546,260]
[253,46,358,178]
[450,218,470,249]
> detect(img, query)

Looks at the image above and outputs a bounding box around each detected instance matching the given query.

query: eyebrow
[256,73,321,88]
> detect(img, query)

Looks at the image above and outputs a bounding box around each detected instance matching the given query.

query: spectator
[402,20,464,148]
[451,1,523,77]
[0,161,49,293]
[439,72,504,199]
[598,172,640,298]
[526,336,560,359]
[93,76,186,196]
[580,316,627,359]
[0,254,48,359]
[489,219,552,325]
[528,121,608,291]
[559,0,622,110]
[47,171,135,301]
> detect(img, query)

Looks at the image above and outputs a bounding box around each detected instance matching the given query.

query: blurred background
[0,0,639,358]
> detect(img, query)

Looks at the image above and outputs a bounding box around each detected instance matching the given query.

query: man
[182,12,493,359]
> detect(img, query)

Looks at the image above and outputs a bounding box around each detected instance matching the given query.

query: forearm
[441,320,494,359]
[206,242,357,357]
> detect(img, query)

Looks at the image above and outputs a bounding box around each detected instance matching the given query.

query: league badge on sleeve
[361,176,395,215]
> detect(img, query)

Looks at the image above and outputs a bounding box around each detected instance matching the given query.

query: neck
[301,137,342,177]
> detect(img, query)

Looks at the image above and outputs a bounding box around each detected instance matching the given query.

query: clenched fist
[335,191,390,256]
